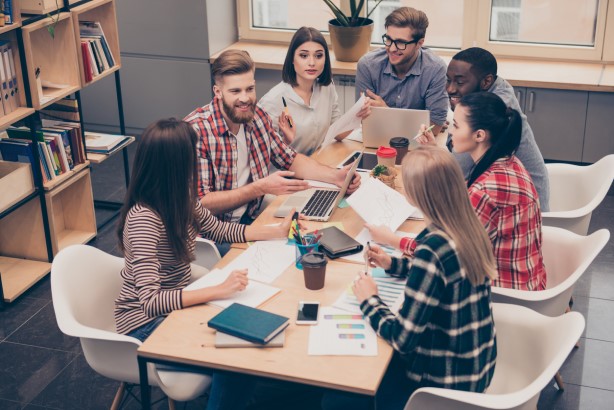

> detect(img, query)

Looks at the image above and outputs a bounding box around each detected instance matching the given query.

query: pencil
[281,97,294,128]
[413,124,435,141]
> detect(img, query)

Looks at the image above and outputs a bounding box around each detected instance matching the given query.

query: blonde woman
[323,146,497,410]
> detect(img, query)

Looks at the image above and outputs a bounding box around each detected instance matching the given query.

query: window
[237,0,613,62]
[368,0,465,49]
[489,0,598,47]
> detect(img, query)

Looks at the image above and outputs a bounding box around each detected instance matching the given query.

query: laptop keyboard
[302,190,338,217]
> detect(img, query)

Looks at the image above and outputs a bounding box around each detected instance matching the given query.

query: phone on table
[338,151,378,172]
[296,301,320,325]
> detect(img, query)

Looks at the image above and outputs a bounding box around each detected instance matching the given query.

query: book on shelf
[208,303,290,345]
[215,330,285,348]
[85,131,131,154]
[4,1,12,25]
[0,137,45,183]
[79,21,115,82]
[39,99,80,123]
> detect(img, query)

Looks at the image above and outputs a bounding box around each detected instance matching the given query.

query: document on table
[346,177,417,231]
[346,127,363,142]
[332,275,406,315]
[184,268,281,309]
[308,306,378,356]
[320,95,365,149]
[339,228,415,264]
[222,240,295,283]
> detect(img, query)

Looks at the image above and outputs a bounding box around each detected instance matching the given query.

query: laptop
[274,152,363,221]
[362,107,430,149]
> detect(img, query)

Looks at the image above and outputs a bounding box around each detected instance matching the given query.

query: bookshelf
[0,0,125,304]
[21,12,81,109]
[72,0,120,86]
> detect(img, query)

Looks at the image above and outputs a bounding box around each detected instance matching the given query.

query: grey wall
[81,0,237,134]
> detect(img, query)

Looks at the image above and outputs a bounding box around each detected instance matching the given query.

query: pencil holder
[295,237,320,270]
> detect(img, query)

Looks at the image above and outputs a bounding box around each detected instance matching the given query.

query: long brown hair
[117,118,200,264]
[402,146,497,285]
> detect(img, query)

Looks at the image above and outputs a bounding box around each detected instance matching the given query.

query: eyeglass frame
[381,34,420,50]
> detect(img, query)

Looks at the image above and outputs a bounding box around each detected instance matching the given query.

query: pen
[281,96,294,128]
[364,241,371,274]
[413,124,435,141]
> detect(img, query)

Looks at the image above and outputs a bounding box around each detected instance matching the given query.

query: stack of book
[208,303,289,348]
[79,21,115,83]
[85,131,131,155]
[0,40,21,116]
[0,121,86,184]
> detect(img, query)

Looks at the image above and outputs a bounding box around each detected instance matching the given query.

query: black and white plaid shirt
[361,224,497,393]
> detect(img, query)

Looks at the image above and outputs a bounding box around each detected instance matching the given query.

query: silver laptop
[274,152,363,221]
[362,107,430,149]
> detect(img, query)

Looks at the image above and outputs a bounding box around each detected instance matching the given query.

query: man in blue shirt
[355,7,448,135]
[445,47,550,211]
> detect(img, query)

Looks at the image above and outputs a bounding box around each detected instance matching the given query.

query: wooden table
[136,140,425,408]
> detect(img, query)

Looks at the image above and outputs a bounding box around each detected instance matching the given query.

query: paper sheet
[308,307,378,356]
[339,228,415,264]
[320,95,365,149]
[184,268,281,308]
[346,127,363,142]
[222,240,295,283]
[332,276,406,315]
[346,177,417,231]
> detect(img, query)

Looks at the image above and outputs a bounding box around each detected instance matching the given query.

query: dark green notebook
[208,303,289,345]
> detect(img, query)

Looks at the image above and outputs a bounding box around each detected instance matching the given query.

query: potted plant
[323,0,384,62]
[370,164,397,188]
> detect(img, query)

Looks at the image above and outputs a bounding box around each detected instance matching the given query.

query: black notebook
[208,303,289,345]
[318,226,363,259]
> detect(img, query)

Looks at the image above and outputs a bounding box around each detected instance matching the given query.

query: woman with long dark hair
[114,118,293,340]
[368,92,546,291]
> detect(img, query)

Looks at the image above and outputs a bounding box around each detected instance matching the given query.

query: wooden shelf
[86,135,134,164]
[21,12,81,110]
[0,0,22,34]
[0,161,35,213]
[72,0,121,87]
[0,195,49,261]
[42,161,89,191]
[0,30,35,124]
[45,167,96,255]
[0,256,50,302]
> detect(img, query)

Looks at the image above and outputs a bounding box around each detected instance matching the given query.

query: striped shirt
[469,156,546,291]
[361,225,497,393]
[185,98,297,222]
[114,201,246,335]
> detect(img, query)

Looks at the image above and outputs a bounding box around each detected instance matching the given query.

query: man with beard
[443,47,550,211]
[185,49,360,225]
[355,7,448,135]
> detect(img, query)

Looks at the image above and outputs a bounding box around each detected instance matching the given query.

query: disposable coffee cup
[376,146,397,168]
[389,137,409,165]
[301,252,327,291]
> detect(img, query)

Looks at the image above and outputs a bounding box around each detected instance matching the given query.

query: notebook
[215,331,285,348]
[274,152,362,221]
[362,107,430,149]
[317,226,363,259]
[208,303,289,345]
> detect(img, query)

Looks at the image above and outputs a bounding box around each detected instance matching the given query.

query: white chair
[190,237,222,282]
[51,245,211,409]
[404,303,585,410]
[543,154,614,235]
[491,226,610,317]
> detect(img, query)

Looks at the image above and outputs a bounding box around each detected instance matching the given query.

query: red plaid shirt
[469,156,546,291]
[185,98,297,221]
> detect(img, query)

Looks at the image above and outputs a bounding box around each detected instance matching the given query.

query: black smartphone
[296,301,320,325]
[339,151,378,171]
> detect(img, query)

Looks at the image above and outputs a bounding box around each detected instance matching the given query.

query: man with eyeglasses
[355,7,448,135]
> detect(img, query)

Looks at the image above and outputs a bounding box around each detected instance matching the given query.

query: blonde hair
[402,146,497,285]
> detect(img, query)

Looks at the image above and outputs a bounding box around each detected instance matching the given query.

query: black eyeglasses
[381,34,419,50]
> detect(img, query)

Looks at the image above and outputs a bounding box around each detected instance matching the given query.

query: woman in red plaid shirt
[368,92,546,291]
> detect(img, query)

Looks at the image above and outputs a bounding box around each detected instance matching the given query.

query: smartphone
[338,151,378,171]
[296,301,320,325]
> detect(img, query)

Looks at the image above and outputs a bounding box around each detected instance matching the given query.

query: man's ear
[480,74,495,91]
[213,84,222,99]
[417,38,425,48]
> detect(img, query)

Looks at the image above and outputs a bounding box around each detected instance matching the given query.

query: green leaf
[323,0,350,26]
[365,0,385,20]
[351,0,365,20]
